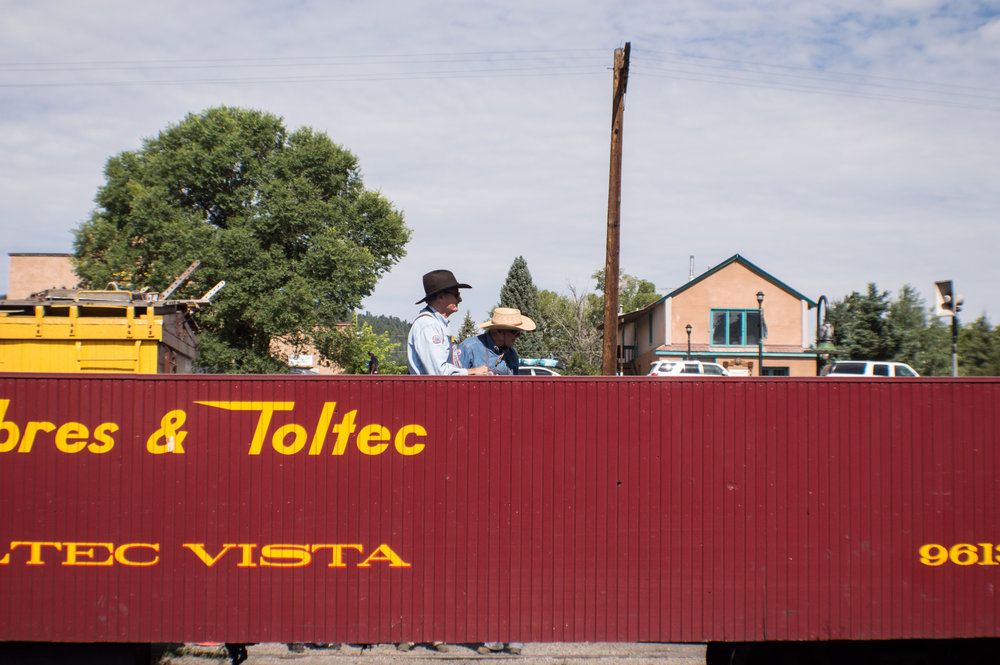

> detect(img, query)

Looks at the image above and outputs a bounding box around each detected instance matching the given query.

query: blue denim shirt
[458,332,520,375]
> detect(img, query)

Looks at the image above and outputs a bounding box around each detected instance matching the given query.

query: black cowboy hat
[416,269,472,304]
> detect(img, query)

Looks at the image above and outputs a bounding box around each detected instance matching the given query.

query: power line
[634,46,1000,111]
[0,49,607,72]
[2,47,995,112]
[637,47,999,97]
[0,67,605,89]
[0,49,610,88]
[634,64,1000,112]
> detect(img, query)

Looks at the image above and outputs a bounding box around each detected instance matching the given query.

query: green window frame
[710,309,763,346]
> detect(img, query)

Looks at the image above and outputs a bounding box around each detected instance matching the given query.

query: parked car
[648,360,730,376]
[517,365,562,376]
[519,358,564,376]
[820,360,919,377]
[520,366,561,376]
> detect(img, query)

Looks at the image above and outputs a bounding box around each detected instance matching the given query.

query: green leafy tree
[497,256,545,359]
[536,286,601,375]
[314,317,405,375]
[591,269,661,314]
[73,107,409,373]
[358,312,409,366]
[585,269,661,373]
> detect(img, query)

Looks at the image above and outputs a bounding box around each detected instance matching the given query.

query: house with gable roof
[617,254,818,377]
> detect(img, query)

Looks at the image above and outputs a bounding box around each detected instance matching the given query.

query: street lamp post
[756,291,764,376]
[686,324,692,360]
[815,295,835,376]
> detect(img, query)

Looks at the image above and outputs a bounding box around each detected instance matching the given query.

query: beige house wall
[672,262,803,349]
[632,307,664,375]
[7,253,78,299]
[620,257,818,377]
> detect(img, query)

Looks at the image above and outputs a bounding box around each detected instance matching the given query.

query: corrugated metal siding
[1,374,999,644]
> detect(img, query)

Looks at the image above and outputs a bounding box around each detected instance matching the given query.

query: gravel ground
[159,642,708,665]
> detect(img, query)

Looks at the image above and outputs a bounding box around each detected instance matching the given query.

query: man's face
[491,328,522,347]
[433,289,461,317]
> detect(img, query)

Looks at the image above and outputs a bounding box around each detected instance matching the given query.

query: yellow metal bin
[0,289,200,374]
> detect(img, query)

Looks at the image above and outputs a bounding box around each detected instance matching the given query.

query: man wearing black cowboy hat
[406,269,488,376]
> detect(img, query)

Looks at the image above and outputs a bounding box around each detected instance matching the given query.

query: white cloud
[1,0,998,328]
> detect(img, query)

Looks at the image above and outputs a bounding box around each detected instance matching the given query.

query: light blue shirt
[458,332,520,375]
[406,306,467,375]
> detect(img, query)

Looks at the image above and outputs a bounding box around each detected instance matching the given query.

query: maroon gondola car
[2,373,999,663]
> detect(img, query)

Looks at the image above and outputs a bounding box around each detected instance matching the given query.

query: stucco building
[618,255,819,377]
[6,253,78,299]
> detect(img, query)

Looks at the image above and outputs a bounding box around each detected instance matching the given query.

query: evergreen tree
[828,284,893,360]
[914,316,952,376]
[887,284,928,368]
[959,315,999,376]
[497,256,544,359]
[457,312,478,343]
[824,282,994,376]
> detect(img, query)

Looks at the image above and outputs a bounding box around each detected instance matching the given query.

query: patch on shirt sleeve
[432,334,443,345]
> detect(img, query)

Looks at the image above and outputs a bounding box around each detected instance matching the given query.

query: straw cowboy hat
[416,269,472,304]
[478,307,537,332]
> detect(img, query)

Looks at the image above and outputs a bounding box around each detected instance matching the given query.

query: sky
[2,1,999,331]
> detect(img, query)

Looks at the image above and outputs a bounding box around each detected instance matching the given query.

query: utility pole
[601,42,630,376]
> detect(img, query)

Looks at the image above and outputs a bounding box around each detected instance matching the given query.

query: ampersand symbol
[146,409,188,454]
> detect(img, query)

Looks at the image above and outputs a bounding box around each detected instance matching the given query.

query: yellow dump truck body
[0,291,198,374]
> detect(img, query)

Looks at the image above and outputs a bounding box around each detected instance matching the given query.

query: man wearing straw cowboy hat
[458,307,536,376]
[460,306,533,657]
[406,269,488,376]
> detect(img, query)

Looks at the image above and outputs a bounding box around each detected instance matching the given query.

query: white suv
[648,360,730,376]
[520,366,561,376]
[821,360,919,377]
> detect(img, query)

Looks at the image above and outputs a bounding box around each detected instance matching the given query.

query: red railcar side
[1,374,998,653]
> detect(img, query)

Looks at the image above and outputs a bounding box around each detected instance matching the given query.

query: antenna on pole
[601,42,630,376]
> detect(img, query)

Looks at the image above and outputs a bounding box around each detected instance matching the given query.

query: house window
[711,309,763,346]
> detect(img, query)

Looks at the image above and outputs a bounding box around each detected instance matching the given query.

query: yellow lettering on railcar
[919,542,1000,566]
[0,399,119,454]
[0,541,159,566]
[195,401,427,456]
[182,542,408,568]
